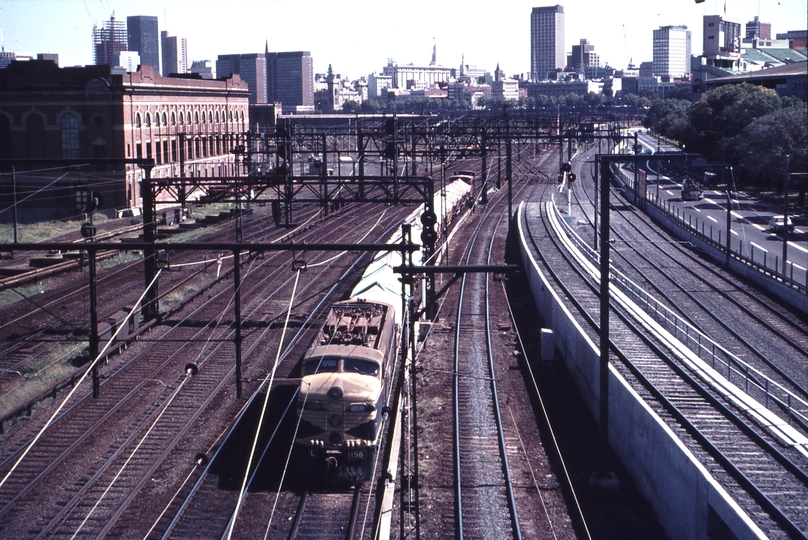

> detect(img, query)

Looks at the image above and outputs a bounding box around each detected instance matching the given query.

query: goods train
[293,175,474,482]
[294,299,398,482]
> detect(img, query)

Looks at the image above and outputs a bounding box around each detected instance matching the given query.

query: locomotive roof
[305,345,384,364]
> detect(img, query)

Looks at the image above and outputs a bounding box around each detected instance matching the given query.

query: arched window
[162,112,168,126]
[171,111,177,125]
[229,110,233,122]
[0,115,12,160]
[186,111,192,124]
[135,112,142,128]
[25,113,46,159]
[240,109,245,122]
[215,110,220,123]
[208,110,213,123]
[194,111,199,124]
[61,113,80,159]
[145,112,152,127]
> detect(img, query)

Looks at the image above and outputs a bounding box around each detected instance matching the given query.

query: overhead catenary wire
[0,270,162,490]
[224,269,301,540]
[69,361,197,539]
[502,220,592,539]
[157,209,410,538]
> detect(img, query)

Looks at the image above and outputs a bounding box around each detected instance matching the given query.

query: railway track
[0,205,324,427]
[0,201,410,538]
[452,185,521,539]
[523,179,808,537]
[148,205,411,539]
[288,486,365,540]
[570,163,808,422]
[401,146,595,538]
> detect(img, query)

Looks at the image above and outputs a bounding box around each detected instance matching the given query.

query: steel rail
[527,200,808,538]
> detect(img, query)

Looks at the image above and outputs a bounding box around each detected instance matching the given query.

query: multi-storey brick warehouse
[0,60,250,222]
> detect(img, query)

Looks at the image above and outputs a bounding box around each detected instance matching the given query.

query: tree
[644,98,693,143]
[359,100,382,113]
[621,93,651,111]
[341,100,361,113]
[732,105,808,187]
[583,92,605,107]
[689,83,782,160]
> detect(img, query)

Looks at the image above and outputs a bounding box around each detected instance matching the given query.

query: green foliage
[0,215,106,243]
[0,284,47,308]
[621,93,652,110]
[643,83,806,188]
[341,100,361,113]
[732,105,808,187]
[359,100,382,113]
[689,83,782,159]
[644,98,694,143]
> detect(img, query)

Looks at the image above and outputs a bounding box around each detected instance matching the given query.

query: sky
[0,0,805,79]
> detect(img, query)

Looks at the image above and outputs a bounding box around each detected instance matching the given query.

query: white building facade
[653,25,691,78]
[530,5,565,81]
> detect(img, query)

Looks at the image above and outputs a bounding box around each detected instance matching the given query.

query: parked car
[768,215,795,234]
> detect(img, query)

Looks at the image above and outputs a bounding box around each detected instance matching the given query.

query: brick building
[0,60,250,221]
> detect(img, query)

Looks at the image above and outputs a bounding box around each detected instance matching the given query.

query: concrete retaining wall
[516,202,765,540]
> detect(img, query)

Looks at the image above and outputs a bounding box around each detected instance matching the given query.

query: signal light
[420,210,437,246]
[420,229,437,245]
[561,163,572,173]
[568,173,577,182]
[420,211,437,227]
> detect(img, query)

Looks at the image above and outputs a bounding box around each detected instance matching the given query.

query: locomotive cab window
[304,358,339,375]
[344,359,379,377]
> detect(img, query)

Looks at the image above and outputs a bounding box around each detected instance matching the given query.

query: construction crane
[622,25,631,69]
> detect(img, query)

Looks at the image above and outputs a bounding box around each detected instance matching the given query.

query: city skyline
[1,0,804,79]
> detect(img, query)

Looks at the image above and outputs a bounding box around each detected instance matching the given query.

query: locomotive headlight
[349,403,375,412]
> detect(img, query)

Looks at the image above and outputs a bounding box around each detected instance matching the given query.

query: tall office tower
[745,16,771,40]
[127,16,159,74]
[530,5,565,82]
[161,31,188,75]
[266,51,314,109]
[703,15,742,58]
[216,54,267,104]
[93,16,127,67]
[652,25,691,78]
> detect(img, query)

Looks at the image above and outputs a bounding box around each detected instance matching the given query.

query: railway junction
[0,113,806,539]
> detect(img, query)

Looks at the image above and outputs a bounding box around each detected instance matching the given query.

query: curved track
[524,166,808,537]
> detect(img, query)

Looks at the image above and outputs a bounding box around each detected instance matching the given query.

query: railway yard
[0,125,807,539]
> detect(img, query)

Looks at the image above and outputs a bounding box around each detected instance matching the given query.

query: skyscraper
[127,16,159,74]
[161,31,188,76]
[652,25,691,78]
[530,5,565,82]
[93,16,127,67]
[266,51,314,110]
[216,54,267,104]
